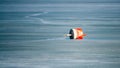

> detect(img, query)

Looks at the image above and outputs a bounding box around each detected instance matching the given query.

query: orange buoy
[65,28,86,40]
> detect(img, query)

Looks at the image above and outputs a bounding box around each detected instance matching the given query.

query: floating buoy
[65,28,86,40]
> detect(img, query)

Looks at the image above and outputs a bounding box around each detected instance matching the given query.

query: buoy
[65,28,86,40]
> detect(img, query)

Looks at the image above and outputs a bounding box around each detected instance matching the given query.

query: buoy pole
[64,34,72,37]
